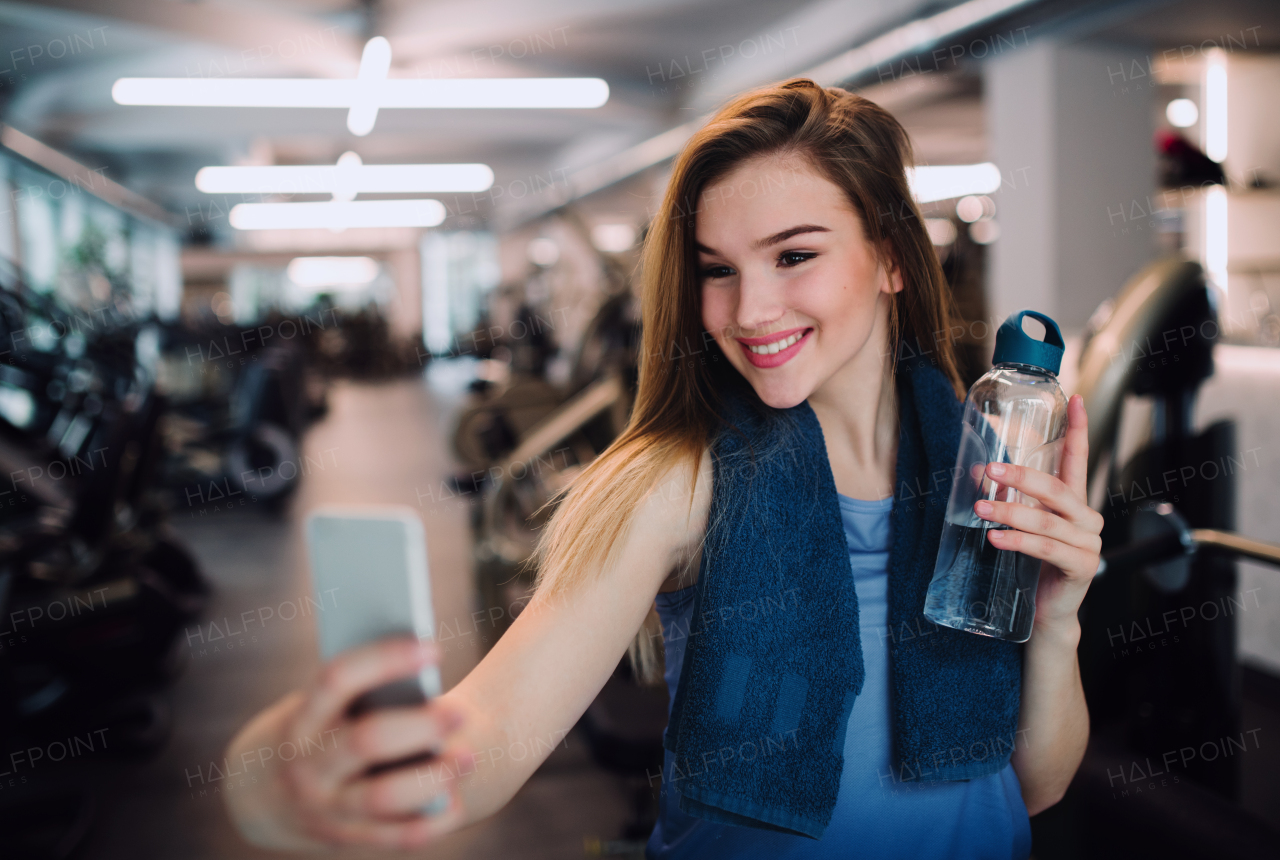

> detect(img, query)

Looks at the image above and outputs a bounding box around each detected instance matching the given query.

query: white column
[985,38,1158,332]
[420,232,452,353]
[386,246,422,341]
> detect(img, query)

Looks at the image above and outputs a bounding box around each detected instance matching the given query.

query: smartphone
[305,506,442,713]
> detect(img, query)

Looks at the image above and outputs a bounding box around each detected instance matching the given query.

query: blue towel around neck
[661,357,1024,839]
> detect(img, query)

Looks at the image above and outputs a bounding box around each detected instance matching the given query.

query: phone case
[305,505,442,706]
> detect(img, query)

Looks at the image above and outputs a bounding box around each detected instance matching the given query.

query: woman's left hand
[973,394,1104,634]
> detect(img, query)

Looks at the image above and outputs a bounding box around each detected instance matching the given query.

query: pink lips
[735,327,813,368]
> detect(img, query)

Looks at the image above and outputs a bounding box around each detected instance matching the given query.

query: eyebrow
[696,224,831,256]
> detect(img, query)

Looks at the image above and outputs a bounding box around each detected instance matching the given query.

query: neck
[807,296,898,500]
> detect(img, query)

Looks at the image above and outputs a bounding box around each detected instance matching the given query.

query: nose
[734,268,790,334]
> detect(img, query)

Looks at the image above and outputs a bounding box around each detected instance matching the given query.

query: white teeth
[747,331,804,355]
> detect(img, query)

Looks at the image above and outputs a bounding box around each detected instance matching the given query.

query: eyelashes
[779,251,816,267]
[700,250,818,280]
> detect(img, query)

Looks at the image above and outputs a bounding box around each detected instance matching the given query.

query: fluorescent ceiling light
[923,218,957,246]
[1165,98,1199,128]
[1204,49,1227,163]
[112,76,609,108]
[287,256,379,287]
[1204,185,1227,290]
[955,194,995,223]
[113,35,608,136]
[907,163,1001,204]
[229,199,446,231]
[969,220,1000,245]
[348,37,392,136]
[196,153,493,196]
[527,237,559,266]
[590,223,636,253]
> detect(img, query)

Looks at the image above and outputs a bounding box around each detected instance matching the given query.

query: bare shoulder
[638,445,710,534]
[645,446,710,593]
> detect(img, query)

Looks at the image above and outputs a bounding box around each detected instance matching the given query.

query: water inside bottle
[924,520,1040,641]
[922,409,1063,643]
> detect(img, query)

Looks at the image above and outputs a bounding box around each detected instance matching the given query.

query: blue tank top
[646,493,1032,859]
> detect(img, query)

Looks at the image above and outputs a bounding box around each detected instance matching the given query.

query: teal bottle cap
[992,310,1065,375]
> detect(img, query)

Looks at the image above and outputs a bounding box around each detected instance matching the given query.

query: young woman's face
[697,153,902,409]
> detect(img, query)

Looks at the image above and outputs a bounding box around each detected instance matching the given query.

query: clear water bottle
[923,310,1069,643]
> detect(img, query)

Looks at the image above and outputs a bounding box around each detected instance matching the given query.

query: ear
[879,252,905,295]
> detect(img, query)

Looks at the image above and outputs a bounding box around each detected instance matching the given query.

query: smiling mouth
[734,327,813,367]
[743,330,805,355]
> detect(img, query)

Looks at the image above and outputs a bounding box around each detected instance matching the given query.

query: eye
[701,264,735,280]
[778,251,816,268]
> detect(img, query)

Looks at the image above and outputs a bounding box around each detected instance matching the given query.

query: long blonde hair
[530,78,963,683]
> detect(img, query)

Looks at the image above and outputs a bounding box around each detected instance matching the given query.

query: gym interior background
[0,0,1278,858]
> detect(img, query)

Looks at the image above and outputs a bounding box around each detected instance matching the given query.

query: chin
[739,370,814,410]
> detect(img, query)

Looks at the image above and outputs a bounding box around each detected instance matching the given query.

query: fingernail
[420,792,450,817]
[975,500,993,517]
[988,463,1006,476]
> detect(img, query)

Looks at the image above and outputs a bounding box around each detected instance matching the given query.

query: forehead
[694,154,853,243]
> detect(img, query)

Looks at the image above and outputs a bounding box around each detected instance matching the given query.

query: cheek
[700,285,734,333]
[786,266,873,330]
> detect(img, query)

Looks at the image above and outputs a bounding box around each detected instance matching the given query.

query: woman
[223,78,1103,857]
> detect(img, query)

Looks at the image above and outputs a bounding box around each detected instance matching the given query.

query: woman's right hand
[227,452,714,851]
[227,635,476,850]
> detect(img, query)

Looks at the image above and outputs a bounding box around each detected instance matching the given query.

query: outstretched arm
[223,450,711,849]
[971,394,1102,815]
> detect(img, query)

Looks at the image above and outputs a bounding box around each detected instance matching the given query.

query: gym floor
[74,367,637,859]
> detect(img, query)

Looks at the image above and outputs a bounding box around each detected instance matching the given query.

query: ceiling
[0,0,1277,243]
[0,0,937,236]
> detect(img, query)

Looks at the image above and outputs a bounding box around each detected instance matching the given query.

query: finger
[986,528,1098,580]
[1058,394,1090,500]
[336,739,474,819]
[300,794,466,851]
[328,701,466,783]
[985,461,1103,533]
[293,636,438,744]
[975,500,1101,554]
